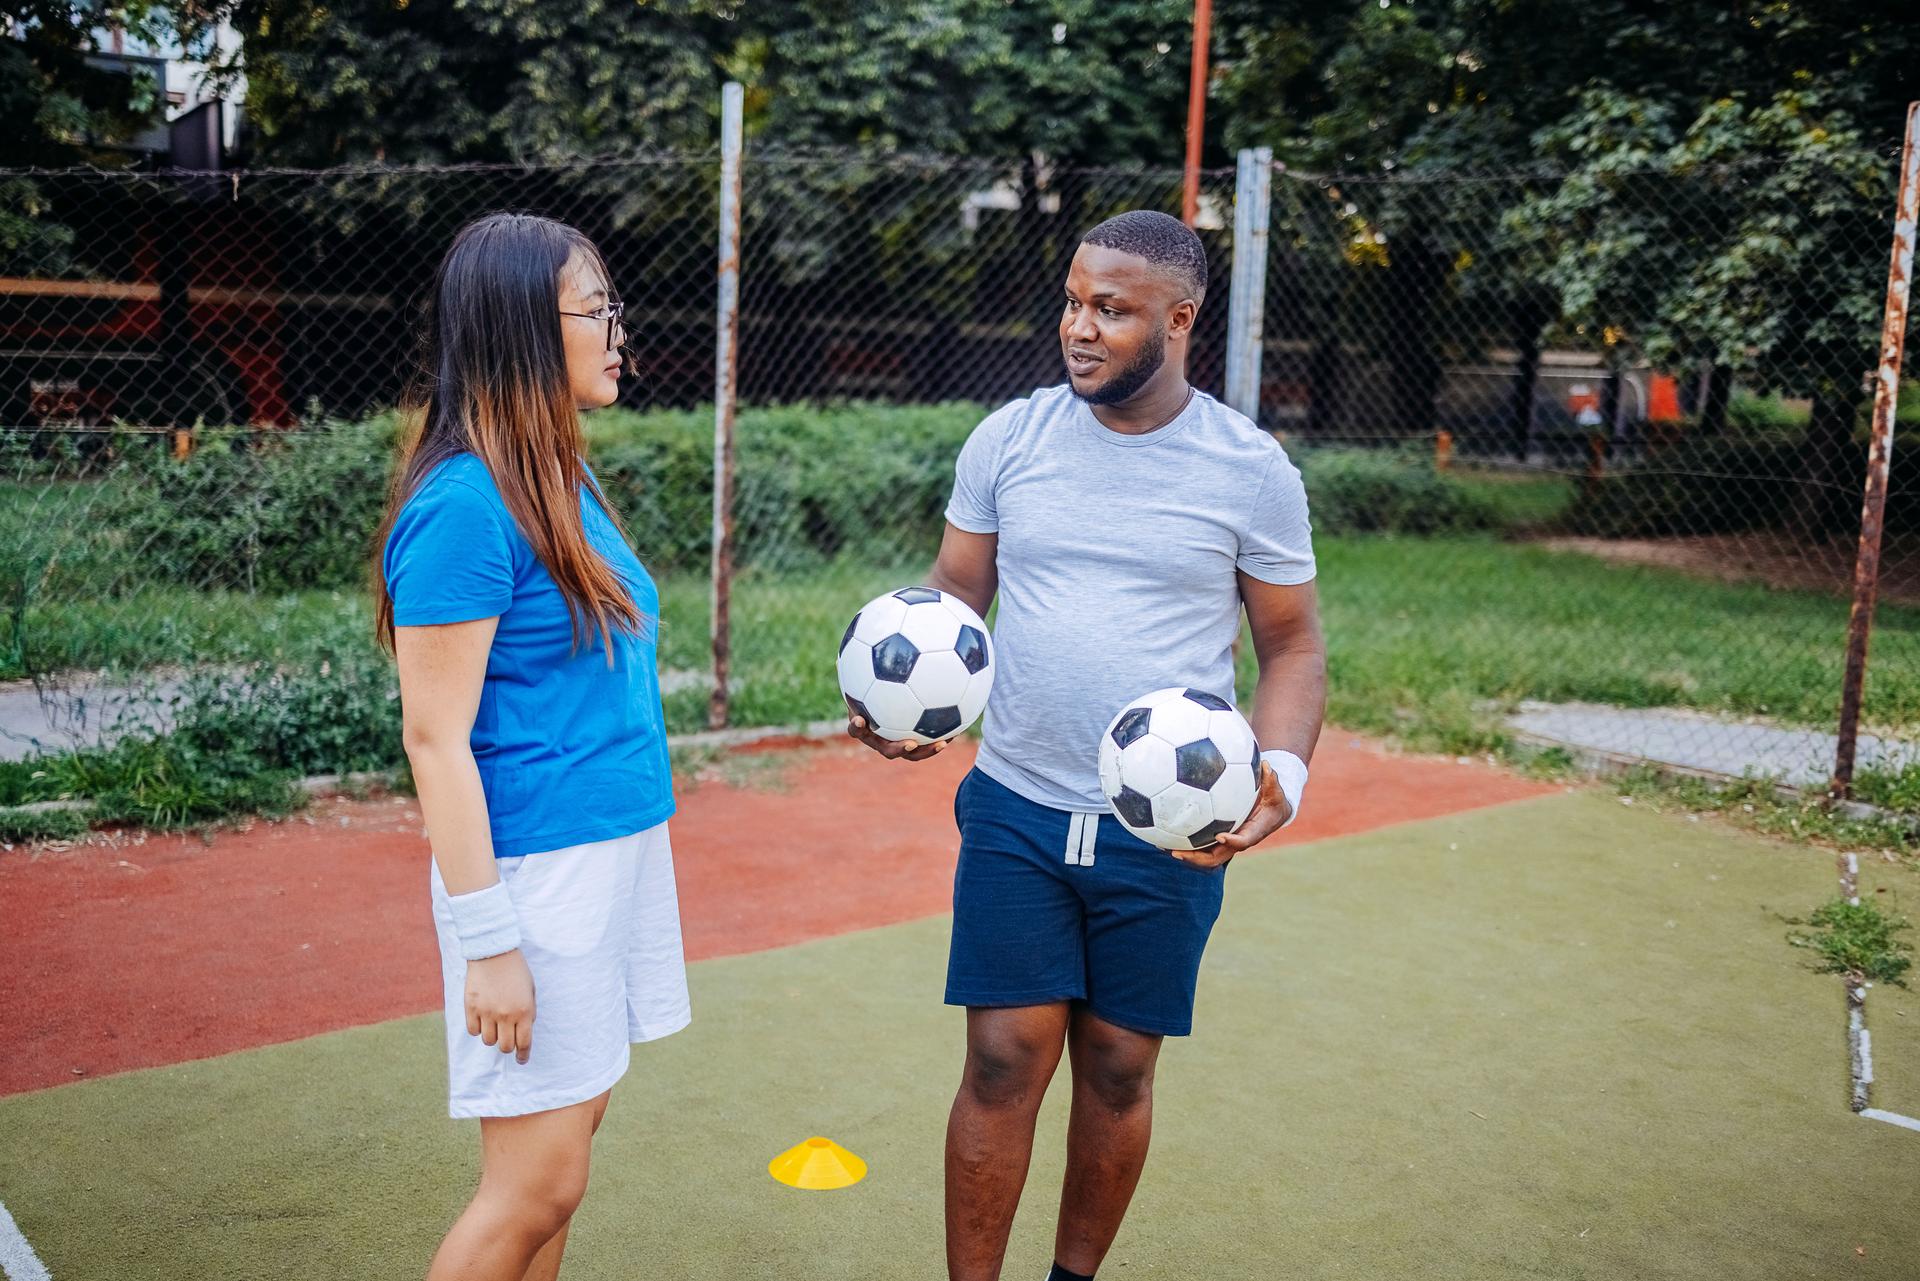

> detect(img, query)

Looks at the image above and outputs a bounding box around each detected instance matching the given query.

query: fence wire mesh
[1248,157,1917,795]
[1,147,1915,819]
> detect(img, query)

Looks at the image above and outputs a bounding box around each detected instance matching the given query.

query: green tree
[1212,0,1916,472]
[233,0,727,165]
[1,1,172,168]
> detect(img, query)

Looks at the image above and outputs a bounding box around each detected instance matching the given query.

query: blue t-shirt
[383,452,675,857]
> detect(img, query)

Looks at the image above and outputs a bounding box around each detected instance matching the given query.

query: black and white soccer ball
[837,587,994,743]
[1097,687,1261,851]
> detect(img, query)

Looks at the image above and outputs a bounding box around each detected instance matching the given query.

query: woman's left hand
[1171,762,1291,870]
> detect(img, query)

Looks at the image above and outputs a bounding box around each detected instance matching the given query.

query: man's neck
[1089,368,1193,435]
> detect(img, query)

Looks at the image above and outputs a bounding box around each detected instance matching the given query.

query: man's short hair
[1080,210,1209,304]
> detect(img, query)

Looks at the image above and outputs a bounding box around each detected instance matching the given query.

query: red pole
[1832,100,1920,797]
[1182,0,1213,228]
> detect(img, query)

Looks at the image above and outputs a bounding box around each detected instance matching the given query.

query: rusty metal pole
[1181,0,1213,228]
[709,81,744,731]
[1833,101,1920,797]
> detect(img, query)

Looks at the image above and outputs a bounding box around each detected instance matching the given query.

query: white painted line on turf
[0,1198,51,1281]
[1861,1108,1920,1133]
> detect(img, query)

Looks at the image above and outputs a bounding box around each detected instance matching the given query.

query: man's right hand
[848,714,949,762]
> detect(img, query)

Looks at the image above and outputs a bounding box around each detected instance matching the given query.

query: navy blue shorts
[945,769,1226,1037]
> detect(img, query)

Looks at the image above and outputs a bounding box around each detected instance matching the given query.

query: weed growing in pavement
[1785,897,1914,986]
[1608,768,1918,864]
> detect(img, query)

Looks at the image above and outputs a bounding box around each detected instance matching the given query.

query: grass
[11,525,1920,836]
[1851,761,1920,814]
[1287,535,1920,749]
[656,558,929,734]
[3,586,371,680]
[1786,896,1914,986]
[1591,765,1920,867]
[0,804,90,844]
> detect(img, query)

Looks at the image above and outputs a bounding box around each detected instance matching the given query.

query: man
[850,210,1325,1281]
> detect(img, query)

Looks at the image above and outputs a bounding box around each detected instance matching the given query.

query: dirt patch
[2,732,1554,1097]
[1536,533,1920,606]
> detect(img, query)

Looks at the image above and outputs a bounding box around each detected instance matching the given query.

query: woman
[375,212,687,1281]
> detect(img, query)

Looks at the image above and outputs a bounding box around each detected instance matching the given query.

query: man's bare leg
[946,1003,1071,1281]
[1052,1010,1162,1277]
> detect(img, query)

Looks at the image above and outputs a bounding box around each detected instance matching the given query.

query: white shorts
[430,823,691,1119]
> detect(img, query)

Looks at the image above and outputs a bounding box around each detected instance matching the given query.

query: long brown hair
[374,212,643,656]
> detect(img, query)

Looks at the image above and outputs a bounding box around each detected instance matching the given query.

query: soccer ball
[837,587,994,743]
[1097,687,1261,851]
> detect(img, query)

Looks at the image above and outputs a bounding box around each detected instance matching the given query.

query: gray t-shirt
[945,384,1316,813]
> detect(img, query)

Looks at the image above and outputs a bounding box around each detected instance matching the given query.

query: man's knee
[1076,1034,1158,1112]
[962,1033,1055,1109]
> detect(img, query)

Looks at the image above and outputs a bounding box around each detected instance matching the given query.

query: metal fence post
[1224,147,1272,423]
[709,81,744,731]
[1833,100,1920,797]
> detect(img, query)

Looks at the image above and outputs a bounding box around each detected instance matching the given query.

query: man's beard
[1069,328,1166,406]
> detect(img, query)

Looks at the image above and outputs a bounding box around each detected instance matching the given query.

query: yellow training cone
[768,1136,867,1190]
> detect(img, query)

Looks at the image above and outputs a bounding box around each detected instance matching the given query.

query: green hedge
[108,407,1538,596]
[1559,439,1801,538]
[1292,448,1506,536]
[78,403,984,594]
[587,402,980,574]
[106,414,402,593]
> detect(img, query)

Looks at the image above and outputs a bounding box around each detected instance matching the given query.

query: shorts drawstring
[1063,812,1100,867]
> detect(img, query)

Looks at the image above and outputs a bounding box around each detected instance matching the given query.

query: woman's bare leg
[426,1088,612,1281]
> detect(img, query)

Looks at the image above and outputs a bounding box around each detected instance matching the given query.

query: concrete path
[0,678,181,761]
[0,668,718,762]
[1507,700,1918,787]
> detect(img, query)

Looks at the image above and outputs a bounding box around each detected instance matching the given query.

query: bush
[589,401,981,573]
[69,402,980,596]
[1725,392,1810,434]
[106,414,401,593]
[166,640,403,779]
[0,733,306,831]
[1292,448,1504,536]
[0,621,400,830]
[1559,438,1802,538]
[0,804,90,844]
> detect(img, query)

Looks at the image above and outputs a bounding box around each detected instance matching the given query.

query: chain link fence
[1,140,1915,817]
[1245,153,1918,795]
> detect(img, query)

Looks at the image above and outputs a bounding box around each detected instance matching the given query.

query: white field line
[1836,852,1912,1135]
[0,1198,51,1281]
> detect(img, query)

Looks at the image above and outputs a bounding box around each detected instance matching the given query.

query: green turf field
[2,792,1915,1280]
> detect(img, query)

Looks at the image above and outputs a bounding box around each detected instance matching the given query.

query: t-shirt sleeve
[1237,450,1317,585]
[944,405,1013,534]
[384,479,516,625]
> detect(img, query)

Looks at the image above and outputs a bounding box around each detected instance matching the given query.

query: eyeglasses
[559,299,627,351]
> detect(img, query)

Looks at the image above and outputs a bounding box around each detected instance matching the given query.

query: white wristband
[1260,749,1309,828]
[446,880,522,961]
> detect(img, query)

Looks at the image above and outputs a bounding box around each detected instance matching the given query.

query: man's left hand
[1170,761,1291,869]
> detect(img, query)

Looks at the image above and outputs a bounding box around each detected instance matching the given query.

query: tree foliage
[231,0,726,165]
[2,0,172,167]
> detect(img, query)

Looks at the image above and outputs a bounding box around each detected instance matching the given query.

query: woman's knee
[476,1114,597,1239]
[475,1163,589,1243]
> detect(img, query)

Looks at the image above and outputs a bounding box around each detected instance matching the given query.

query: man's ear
[1168,297,1199,340]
